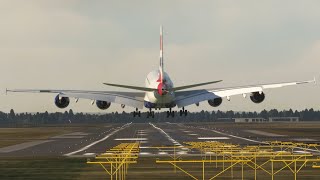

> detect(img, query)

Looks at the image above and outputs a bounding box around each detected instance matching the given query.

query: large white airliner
[7,26,316,118]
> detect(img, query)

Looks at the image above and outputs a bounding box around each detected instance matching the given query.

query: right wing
[174,78,316,108]
[6,89,145,109]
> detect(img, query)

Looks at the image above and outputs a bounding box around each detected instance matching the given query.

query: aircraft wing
[174,78,316,108]
[6,89,145,109]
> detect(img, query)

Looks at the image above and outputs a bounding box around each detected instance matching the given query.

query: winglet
[314,76,317,84]
[5,88,7,95]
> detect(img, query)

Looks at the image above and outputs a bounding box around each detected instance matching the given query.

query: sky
[0,0,319,113]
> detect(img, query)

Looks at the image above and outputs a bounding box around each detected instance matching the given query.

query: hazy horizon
[0,0,319,113]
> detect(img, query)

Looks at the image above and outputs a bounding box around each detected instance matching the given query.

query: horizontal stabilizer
[173,80,222,91]
[103,83,157,92]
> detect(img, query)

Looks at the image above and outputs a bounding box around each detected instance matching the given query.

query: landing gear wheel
[147,108,155,118]
[133,108,141,118]
[180,107,187,116]
[171,111,175,117]
[166,111,170,118]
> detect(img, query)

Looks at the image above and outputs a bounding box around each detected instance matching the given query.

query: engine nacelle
[250,92,265,103]
[96,100,111,110]
[54,95,70,109]
[208,97,222,107]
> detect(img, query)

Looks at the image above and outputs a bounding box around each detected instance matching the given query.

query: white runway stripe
[149,123,183,147]
[114,138,148,141]
[198,137,230,140]
[158,152,168,155]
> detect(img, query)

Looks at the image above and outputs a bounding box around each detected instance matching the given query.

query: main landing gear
[133,108,141,117]
[179,107,188,116]
[166,108,175,118]
[133,107,186,118]
[147,108,155,118]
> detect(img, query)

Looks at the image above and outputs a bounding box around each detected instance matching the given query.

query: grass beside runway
[0,124,118,148]
[0,157,87,180]
[0,127,83,148]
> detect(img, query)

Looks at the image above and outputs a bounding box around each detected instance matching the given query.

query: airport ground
[1,122,320,179]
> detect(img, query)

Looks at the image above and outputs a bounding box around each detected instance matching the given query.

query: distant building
[269,117,299,122]
[216,117,299,123]
[216,118,235,123]
[234,118,267,123]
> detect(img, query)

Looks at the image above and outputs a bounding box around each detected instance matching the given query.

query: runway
[1,122,320,157]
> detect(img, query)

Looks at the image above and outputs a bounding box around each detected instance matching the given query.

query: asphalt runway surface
[1,122,320,157]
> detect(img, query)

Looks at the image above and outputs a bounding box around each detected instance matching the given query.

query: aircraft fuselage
[144,70,175,108]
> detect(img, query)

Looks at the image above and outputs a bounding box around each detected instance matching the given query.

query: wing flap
[60,92,144,109]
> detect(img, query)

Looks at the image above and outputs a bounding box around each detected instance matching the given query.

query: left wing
[6,89,145,109]
[174,78,316,108]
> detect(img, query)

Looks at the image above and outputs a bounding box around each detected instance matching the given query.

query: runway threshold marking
[64,123,132,156]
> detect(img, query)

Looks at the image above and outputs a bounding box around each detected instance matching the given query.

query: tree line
[0,108,319,126]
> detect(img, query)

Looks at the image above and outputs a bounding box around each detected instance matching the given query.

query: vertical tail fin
[159,25,164,83]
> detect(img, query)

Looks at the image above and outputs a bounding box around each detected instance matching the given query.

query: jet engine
[54,95,70,109]
[208,97,223,107]
[250,92,265,103]
[96,100,111,110]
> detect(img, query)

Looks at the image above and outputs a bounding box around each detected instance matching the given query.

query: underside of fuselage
[144,101,176,108]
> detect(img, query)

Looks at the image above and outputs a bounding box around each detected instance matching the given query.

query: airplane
[7,26,316,118]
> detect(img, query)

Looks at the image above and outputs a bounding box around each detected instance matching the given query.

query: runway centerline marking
[149,123,183,147]
[64,123,132,156]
